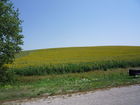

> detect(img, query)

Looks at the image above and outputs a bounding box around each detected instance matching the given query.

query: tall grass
[8,46,140,75]
[1,68,140,101]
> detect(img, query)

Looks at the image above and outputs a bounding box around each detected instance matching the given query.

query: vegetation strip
[0,68,140,102]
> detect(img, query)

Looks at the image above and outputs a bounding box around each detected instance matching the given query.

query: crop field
[1,46,140,101]
[8,46,140,75]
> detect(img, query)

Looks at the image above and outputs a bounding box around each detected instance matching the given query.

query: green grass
[8,46,140,75]
[1,46,140,102]
[0,68,140,102]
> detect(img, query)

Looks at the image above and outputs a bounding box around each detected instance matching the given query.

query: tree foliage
[0,0,23,68]
[0,0,23,83]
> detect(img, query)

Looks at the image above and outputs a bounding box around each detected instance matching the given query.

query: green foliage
[0,0,23,83]
[11,60,140,76]
[0,0,23,67]
[0,66,16,84]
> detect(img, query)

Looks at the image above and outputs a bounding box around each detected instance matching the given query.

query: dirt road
[2,85,140,105]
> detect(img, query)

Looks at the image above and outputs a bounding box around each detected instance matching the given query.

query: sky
[11,0,140,50]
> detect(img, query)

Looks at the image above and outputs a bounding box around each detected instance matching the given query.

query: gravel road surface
[2,85,140,105]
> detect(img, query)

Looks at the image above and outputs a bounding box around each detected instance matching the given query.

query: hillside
[9,46,140,75]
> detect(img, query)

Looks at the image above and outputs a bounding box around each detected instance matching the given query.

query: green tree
[0,0,23,83]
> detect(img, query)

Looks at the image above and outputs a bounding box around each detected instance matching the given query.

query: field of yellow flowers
[9,46,140,75]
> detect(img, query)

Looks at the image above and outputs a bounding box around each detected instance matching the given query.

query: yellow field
[9,46,140,75]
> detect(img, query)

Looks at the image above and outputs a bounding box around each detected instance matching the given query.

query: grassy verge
[0,67,140,102]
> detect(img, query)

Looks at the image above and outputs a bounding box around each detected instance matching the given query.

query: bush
[0,66,16,84]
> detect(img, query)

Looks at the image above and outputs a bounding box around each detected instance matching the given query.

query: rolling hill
[8,46,140,75]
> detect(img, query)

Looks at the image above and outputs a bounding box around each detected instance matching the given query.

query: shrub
[0,66,16,84]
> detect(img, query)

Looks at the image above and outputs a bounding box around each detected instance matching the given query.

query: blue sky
[12,0,140,50]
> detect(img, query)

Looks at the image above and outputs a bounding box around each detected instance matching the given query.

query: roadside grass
[0,68,140,101]
[8,46,140,75]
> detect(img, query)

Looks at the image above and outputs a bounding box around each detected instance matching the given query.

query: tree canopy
[0,0,23,68]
